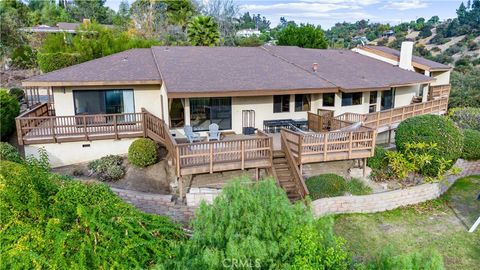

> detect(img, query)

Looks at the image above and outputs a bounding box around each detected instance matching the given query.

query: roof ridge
[259,46,340,89]
[150,47,164,82]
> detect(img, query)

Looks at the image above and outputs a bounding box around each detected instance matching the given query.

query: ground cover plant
[306,174,372,199]
[0,153,184,269]
[334,175,480,270]
[461,129,480,160]
[0,142,23,163]
[88,155,124,181]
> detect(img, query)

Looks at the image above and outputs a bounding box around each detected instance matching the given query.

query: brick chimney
[399,41,414,71]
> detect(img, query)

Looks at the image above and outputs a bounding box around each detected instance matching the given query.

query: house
[18,42,451,200]
[236,29,261,37]
[20,19,115,34]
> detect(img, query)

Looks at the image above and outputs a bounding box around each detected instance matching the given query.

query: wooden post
[83,115,88,141]
[387,129,392,145]
[375,112,380,129]
[371,131,377,155]
[323,133,328,161]
[348,132,353,159]
[51,118,56,143]
[15,118,23,146]
[362,158,367,177]
[142,111,147,138]
[241,141,245,170]
[298,135,303,162]
[176,147,180,176]
[209,143,213,174]
[113,114,119,140]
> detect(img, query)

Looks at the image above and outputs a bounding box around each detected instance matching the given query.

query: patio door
[381,88,395,111]
[242,110,255,135]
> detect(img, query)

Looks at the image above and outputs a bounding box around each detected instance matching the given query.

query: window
[341,92,363,106]
[381,88,395,111]
[190,97,231,131]
[169,98,184,128]
[295,94,311,112]
[273,95,290,113]
[322,93,335,107]
[369,91,377,113]
[74,89,134,115]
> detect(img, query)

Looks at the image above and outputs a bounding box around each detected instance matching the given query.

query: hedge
[305,174,347,199]
[395,115,463,176]
[37,52,81,73]
[461,129,480,160]
[0,90,20,140]
[128,138,157,167]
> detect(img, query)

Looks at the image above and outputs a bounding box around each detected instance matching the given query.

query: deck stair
[272,150,303,201]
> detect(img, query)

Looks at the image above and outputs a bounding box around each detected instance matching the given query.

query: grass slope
[334,175,480,270]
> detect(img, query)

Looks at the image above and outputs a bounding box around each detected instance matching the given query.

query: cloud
[383,0,429,11]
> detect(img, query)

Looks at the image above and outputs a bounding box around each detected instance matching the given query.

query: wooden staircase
[272,150,303,201]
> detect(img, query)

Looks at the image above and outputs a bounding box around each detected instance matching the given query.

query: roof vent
[122,57,128,62]
[312,63,318,72]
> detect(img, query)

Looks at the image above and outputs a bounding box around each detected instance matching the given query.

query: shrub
[128,138,157,167]
[11,45,36,68]
[395,115,463,176]
[0,160,184,269]
[462,129,480,160]
[88,155,124,181]
[8,87,24,101]
[346,178,372,195]
[37,52,81,73]
[306,173,347,199]
[0,89,20,140]
[367,147,388,170]
[0,142,23,163]
[449,107,480,131]
[362,248,445,270]
[161,179,349,269]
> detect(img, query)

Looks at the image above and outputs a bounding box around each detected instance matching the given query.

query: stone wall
[311,159,480,217]
[111,188,195,223]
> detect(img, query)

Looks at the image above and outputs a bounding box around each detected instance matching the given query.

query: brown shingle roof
[24,46,435,92]
[263,46,435,91]
[151,46,335,93]
[23,49,161,86]
[364,46,451,71]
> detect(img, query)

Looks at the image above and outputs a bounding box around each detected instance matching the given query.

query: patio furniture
[184,125,202,143]
[208,123,220,141]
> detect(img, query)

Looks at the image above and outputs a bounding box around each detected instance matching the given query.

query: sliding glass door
[74,89,135,115]
[190,97,232,131]
[381,88,395,111]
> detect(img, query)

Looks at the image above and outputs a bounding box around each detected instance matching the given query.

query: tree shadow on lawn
[333,175,480,270]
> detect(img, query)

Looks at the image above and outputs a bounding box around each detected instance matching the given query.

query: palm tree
[187,15,221,46]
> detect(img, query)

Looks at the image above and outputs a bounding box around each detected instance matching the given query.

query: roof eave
[166,87,339,98]
[22,80,162,87]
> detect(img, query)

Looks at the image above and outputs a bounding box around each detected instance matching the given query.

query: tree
[201,0,239,45]
[0,90,20,140]
[457,2,468,24]
[71,0,112,24]
[163,0,197,30]
[0,0,30,58]
[449,67,480,108]
[129,0,167,39]
[112,0,130,27]
[428,15,440,24]
[161,179,349,269]
[277,23,328,49]
[187,15,220,46]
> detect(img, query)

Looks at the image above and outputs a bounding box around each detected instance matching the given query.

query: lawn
[334,175,480,270]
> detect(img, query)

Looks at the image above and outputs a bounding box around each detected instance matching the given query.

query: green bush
[0,142,22,163]
[161,178,349,269]
[0,159,184,269]
[362,248,444,270]
[0,89,20,140]
[11,45,36,68]
[128,138,157,167]
[306,173,347,199]
[449,107,480,131]
[367,147,388,170]
[8,87,24,101]
[346,178,372,195]
[395,115,463,176]
[37,52,81,73]
[88,155,124,181]
[462,129,480,160]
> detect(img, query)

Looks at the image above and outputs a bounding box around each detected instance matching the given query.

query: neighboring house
[381,30,395,37]
[18,42,451,199]
[21,19,114,34]
[236,29,261,37]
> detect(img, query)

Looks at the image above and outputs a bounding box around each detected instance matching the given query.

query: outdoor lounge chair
[184,125,202,143]
[208,123,220,141]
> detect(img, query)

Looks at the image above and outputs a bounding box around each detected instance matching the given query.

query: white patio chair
[184,125,202,143]
[208,123,220,141]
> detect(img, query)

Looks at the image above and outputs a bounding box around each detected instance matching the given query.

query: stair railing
[280,129,309,198]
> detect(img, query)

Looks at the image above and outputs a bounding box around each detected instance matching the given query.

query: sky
[105,0,464,29]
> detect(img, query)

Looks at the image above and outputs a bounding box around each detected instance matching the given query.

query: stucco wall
[52,85,162,118]
[430,70,451,86]
[25,138,136,168]
[394,85,419,107]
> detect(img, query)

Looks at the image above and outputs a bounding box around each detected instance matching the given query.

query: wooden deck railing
[330,96,449,131]
[429,84,451,100]
[281,128,376,164]
[280,130,309,198]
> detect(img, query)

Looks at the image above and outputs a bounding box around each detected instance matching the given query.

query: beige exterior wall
[25,138,136,168]
[430,70,451,86]
[52,85,163,118]
[394,85,419,107]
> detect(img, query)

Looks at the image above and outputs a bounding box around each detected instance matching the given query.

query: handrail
[280,129,309,198]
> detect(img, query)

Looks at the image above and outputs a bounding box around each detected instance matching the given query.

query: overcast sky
[105,0,463,29]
